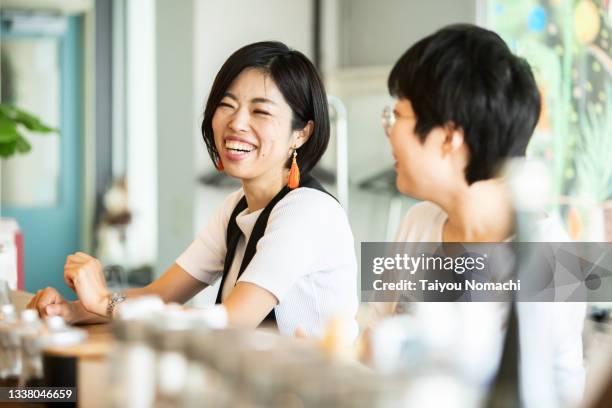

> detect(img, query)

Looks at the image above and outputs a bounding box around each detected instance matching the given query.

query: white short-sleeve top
[176,187,359,340]
[393,201,586,406]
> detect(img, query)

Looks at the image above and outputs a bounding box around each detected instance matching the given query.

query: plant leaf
[0,140,17,157]
[15,134,31,153]
[13,107,56,133]
[0,113,20,143]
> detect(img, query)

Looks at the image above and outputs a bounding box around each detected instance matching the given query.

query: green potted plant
[0,103,57,158]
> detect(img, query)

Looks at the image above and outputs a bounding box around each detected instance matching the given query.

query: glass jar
[18,309,44,387]
[0,304,18,386]
[109,316,157,408]
[151,310,194,408]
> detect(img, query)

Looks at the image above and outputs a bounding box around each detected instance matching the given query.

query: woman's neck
[241,169,289,212]
[436,178,514,242]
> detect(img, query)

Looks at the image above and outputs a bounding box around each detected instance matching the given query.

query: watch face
[112,293,125,301]
[107,293,127,317]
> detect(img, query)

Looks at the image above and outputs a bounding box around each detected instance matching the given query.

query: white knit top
[176,187,359,340]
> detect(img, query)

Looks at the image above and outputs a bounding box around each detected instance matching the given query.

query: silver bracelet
[106,292,127,318]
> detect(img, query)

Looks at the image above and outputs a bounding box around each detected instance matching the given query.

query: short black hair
[202,41,330,175]
[388,24,541,184]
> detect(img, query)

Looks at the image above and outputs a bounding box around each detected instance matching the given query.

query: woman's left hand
[64,252,111,316]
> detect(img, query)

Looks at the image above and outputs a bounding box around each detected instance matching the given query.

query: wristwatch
[106,292,127,318]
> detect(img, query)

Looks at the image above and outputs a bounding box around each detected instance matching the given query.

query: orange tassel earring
[288,150,300,189]
[215,157,224,171]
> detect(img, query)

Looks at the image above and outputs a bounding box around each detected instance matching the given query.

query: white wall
[155,0,196,274]
[125,0,157,268]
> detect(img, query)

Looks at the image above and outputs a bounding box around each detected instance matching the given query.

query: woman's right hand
[26,287,79,322]
[64,252,111,317]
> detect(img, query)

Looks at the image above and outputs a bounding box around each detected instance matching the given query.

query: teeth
[225,140,254,152]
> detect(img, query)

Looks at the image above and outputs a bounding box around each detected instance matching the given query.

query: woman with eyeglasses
[27,41,359,341]
[371,24,585,406]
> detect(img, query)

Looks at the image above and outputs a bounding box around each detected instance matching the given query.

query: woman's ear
[293,120,314,149]
[442,123,464,155]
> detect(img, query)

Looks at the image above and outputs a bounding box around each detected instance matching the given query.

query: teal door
[1,14,83,299]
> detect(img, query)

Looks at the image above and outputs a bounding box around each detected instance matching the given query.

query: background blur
[0,0,610,305]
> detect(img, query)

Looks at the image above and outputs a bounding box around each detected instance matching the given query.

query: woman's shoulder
[403,201,444,220]
[399,201,445,226]
[283,186,343,212]
[396,201,446,241]
[271,186,348,229]
[218,187,343,227]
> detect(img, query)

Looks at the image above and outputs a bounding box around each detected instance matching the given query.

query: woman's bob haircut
[202,41,330,175]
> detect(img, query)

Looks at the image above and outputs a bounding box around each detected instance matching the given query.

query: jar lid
[21,309,40,323]
[1,304,16,318]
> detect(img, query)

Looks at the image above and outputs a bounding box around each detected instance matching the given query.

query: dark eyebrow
[222,92,238,101]
[222,92,276,106]
[251,97,276,105]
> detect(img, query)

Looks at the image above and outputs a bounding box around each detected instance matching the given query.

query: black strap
[215,175,335,325]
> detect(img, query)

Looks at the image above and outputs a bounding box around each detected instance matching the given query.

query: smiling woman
[202,42,330,198]
[27,42,359,341]
[210,68,306,196]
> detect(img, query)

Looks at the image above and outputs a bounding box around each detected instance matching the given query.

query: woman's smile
[223,135,258,161]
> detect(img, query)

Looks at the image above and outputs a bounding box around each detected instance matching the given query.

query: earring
[215,157,224,171]
[288,150,300,189]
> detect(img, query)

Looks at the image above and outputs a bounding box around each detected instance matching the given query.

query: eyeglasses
[382,105,416,137]
[381,106,395,138]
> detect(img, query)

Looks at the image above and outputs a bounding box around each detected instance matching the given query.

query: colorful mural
[487,0,612,239]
